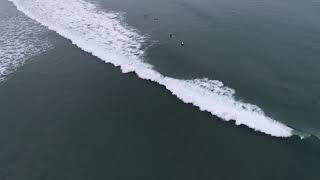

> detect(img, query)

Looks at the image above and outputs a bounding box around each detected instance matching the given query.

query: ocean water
[0,0,319,179]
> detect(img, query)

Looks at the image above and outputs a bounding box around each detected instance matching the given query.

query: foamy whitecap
[9,0,293,137]
[0,13,52,82]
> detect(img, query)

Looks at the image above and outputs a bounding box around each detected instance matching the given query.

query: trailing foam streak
[0,14,51,82]
[9,0,293,137]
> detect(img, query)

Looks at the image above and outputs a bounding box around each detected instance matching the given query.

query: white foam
[0,12,52,82]
[9,0,293,137]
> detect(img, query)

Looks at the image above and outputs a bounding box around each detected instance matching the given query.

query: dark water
[99,0,320,136]
[0,0,320,179]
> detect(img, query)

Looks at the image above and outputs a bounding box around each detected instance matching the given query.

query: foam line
[0,11,51,82]
[9,0,293,137]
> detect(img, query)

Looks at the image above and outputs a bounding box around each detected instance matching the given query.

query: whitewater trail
[0,12,52,82]
[9,0,294,137]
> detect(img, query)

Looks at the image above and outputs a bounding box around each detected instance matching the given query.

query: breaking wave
[9,0,294,137]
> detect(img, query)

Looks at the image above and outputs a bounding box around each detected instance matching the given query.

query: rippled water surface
[0,0,320,179]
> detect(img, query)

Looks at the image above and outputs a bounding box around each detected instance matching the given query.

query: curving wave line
[9,0,294,137]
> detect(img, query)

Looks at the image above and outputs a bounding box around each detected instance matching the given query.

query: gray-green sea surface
[0,0,320,179]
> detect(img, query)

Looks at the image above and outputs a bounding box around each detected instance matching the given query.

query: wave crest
[9,0,293,137]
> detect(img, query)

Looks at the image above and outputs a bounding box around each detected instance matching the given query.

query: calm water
[0,0,320,179]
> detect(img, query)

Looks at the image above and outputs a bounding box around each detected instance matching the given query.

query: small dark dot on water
[154,18,159,20]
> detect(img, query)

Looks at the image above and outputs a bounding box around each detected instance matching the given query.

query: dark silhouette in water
[181,42,184,46]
